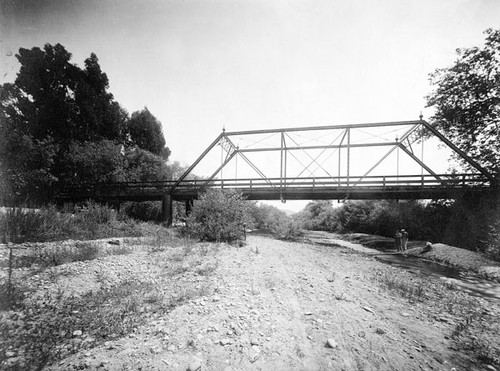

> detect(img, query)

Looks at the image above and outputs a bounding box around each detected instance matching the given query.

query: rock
[73,330,83,337]
[486,366,497,371]
[5,351,16,358]
[248,345,260,363]
[401,312,411,317]
[186,357,203,371]
[220,338,233,346]
[326,338,338,348]
[362,306,375,314]
[250,338,260,346]
[167,344,176,352]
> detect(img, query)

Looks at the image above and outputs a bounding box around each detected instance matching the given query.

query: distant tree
[295,200,338,231]
[426,28,500,173]
[128,108,170,159]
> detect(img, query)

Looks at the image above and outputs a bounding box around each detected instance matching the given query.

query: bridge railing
[171,173,491,193]
[57,173,491,200]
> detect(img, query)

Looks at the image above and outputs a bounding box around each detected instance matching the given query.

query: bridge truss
[58,118,496,224]
[169,118,494,202]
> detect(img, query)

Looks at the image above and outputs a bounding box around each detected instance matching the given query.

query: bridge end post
[162,194,173,226]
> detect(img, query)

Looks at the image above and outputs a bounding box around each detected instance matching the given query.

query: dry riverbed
[1,233,499,370]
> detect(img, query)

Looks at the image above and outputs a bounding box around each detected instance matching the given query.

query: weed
[372,269,426,301]
[334,292,347,301]
[195,261,218,276]
[36,241,99,267]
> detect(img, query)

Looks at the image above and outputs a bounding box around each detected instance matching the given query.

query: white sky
[2,0,499,211]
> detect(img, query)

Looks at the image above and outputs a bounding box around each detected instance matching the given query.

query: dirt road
[35,235,497,371]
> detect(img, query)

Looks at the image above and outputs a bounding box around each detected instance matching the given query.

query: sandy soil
[0,235,482,370]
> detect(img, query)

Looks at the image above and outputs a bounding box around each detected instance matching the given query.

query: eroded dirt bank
[2,235,499,370]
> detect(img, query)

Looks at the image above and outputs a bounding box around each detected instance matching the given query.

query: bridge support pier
[162,194,173,226]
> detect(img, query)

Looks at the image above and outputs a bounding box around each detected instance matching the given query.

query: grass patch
[372,269,426,302]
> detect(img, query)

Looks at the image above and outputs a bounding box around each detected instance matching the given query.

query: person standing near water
[401,229,409,252]
[395,230,402,252]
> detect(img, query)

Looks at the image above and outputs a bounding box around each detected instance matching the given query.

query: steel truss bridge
[57,119,497,223]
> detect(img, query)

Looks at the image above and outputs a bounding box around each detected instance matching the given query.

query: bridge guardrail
[57,173,491,201]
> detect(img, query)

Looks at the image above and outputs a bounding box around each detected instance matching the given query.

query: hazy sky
[2,0,499,210]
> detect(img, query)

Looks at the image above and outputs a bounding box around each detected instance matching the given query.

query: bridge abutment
[162,194,173,226]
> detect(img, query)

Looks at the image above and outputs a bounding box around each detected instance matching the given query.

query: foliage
[122,201,163,223]
[272,218,303,241]
[61,140,128,184]
[295,201,339,231]
[1,44,126,143]
[0,129,59,204]
[0,43,169,205]
[128,107,170,159]
[124,146,169,182]
[0,203,143,243]
[426,28,500,173]
[247,202,302,240]
[185,189,251,243]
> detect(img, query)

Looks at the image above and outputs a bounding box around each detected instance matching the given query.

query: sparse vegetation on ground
[0,229,218,370]
[1,228,499,370]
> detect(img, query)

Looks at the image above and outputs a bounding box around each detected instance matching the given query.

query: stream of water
[306,231,500,303]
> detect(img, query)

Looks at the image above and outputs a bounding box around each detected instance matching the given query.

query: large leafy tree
[426,28,500,174]
[1,44,126,142]
[128,107,170,159]
[0,43,169,204]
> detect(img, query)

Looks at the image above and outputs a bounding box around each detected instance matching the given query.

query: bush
[0,202,142,243]
[483,221,500,261]
[185,189,250,243]
[121,201,162,222]
[271,217,303,241]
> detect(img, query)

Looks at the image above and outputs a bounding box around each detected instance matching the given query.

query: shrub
[483,221,500,261]
[271,217,303,241]
[185,189,250,243]
[121,201,162,222]
[0,202,142,243]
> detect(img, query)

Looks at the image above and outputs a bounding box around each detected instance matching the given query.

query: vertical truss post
[347,128,351,189]
[280,131,287,201]
[396,135,400,183]
[220,135,224,184]
[235,146,238,180]
[338,129,347,186]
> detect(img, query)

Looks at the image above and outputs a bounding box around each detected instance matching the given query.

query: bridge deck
[57,173,493,203]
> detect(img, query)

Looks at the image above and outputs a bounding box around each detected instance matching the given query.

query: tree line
[0,43,174,205]
[1,29,498,255]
